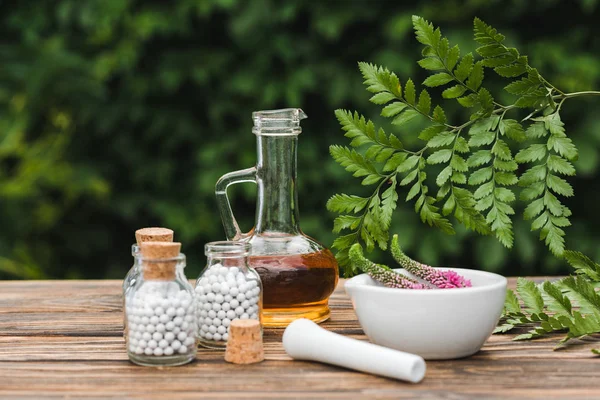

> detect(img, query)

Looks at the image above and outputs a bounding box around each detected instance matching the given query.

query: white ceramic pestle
[282,318,426,383]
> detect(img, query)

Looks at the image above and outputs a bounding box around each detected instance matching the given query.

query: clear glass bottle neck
[254,134,300,235]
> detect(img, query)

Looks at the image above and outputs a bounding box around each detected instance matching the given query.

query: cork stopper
[140,242,181,280]
[135,227,174,246]
[224,319,264,364]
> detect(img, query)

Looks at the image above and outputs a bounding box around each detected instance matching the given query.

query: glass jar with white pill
[125,242,197,366]
[195,241,262,348]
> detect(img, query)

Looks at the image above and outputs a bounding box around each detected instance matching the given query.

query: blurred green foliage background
[1,0,599,280]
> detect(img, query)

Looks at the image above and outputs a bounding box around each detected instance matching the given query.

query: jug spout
[252,108,307,136]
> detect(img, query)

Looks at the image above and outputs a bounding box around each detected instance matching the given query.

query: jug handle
[215,167,257,241]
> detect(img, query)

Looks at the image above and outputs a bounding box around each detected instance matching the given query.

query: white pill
[184,337,195,346]
[171,340,181,350]
[203,303,212,311]
[153,347,164,356]
[166,307,177,317]
[181,321,189,331]
[238,284,247,293]
[226,310,236,319]
[208,275,218,284]
[225,272,235,281]
[212,318,221,326]
[223,333,229,341]
[177,332,187,341]
[224,294,233,302]
[195,286,204,295]
[230,299,240,308]
[198,295,207,304]
[173,317,183,326]
[178,345,188,354]
[155,323,166,333]
[212,303,221,312]
[184,314,194,322]
[176,307,185,317]
[229,287,239,297]
[135,347,144,355]
[138,339,148,348]
[201,325,209,333]
[208,325,217,334]
[203,284,212,293]
[181,299,191,308]
[147,340,158,349]
[129,343,136,352]
[241,300,250,309]
[152,332,163,341]
[250,313,258,320]
[154,307,164,316]
[217,310,226,319]
[217,325,226,334]
[237,293,246,302]
[159,339,169,348]
[215,294,224,304]
[222,318,231,327]
[165,321,175,330]
[142,332,152,341]
[205,332,213,340]
[206,293,215,302]
[236,272,245,280]
[213,333,222,341]
[135,331,142,340]
[199,310,208,318]
[160,314,170,324]
[141,316,150,325]
[144,347,153,356]
[229,267,240,275]
[164,347,174,356]
[240,313,249,320]
[199,331,206,338]
[249,296,258,305]
[208,310,217,319]
[219,284,229,295]
[222,303,231,312]
[211,282,221,292]
[164,332,175,342]
[235,306,244,316]
[204,317,212,325]
[173,327,181,335]
[147,324,157,334]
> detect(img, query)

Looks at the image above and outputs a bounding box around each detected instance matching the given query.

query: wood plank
[0,278,598,399]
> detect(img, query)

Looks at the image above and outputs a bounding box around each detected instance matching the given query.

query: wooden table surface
[0,278,599,399]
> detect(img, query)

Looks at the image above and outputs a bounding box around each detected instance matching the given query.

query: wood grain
[0,279,598,399]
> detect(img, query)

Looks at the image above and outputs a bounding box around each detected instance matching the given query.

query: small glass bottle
[123,228,174,340]
[195,242,262,349]
[125,242,197,366]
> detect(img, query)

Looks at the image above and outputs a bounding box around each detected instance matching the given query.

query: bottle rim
[252,108,307,136]
[205,241,251,257]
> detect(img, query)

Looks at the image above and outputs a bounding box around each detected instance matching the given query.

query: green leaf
[383,152,408,172]
[466,61,484,91]
[494,63,527,77]
[526,122,548,139]
[468,150,493,167]
[469,131,495,147]
[427,149,452,164]
[450,155,468,172]
[362,174,381,185]
[519,165,547,186]
[327,194,369,213]
[432,106,447,124]
[436,165,453,187]
[547,155,576,176]
[404,79,416,105]
[399,169,418,186]
[418,57,445,71]
[517,278,545,314]
[370,92,396,105]
[504,289,521,314]
[412,15,440,47]
[381,102,408,117]
[333,215,362,233]
[392,109,420,126]
[494,172,518,186]
[542,281,572,317]
[468,167,492,185]
[417,90,431,115]
[491,139,512,161]
[524,198,544,220]
[442,85,468,99]
[406,181,421,201]
[515,144,547,163]
[423,73,454,87]
[418,124,446,141]
[548,136,578,161]
[454,53,474,81]
[428,132,455,148]
[499,119,526,142]
[547,175,574,197]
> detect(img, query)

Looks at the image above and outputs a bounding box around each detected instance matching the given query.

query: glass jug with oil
[215,108,339,327]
